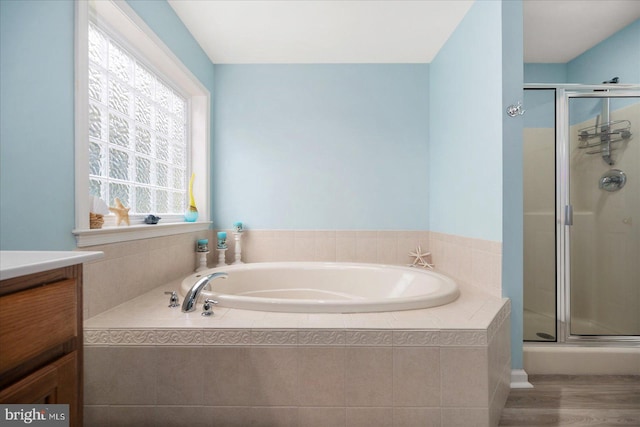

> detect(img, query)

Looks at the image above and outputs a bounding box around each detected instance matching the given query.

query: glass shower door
[568,94,640,337]
[523,88,557,342]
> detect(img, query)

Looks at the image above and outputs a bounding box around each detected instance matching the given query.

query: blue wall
[0,0,213,250]
[524,20,640,129]
[525,20,639,85]
[212,64,429,230]
[524,63,567,84]
[126,0,215,89]
[429,0,525,369]
[428,0,503,242]
[501,0,525,370]
[523,89,556,128]
[568,19,640,85]
[0,0,76,250]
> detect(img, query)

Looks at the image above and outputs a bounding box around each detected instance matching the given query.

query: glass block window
[88,22,188,216]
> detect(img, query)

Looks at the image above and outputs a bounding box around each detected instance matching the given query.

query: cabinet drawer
[0,279,77,373]
[0,352,79,426]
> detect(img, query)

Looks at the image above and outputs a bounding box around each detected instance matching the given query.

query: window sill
[73,221,211,247]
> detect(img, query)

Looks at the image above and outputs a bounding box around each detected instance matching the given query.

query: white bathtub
[180,262,459,313]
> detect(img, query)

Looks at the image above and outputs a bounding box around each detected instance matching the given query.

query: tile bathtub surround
[80,229,501,319]
[81,229,214,319]
[84,281,511,427]
[218,229,502,296]
[219,230,430,265]
[429,231,502,298]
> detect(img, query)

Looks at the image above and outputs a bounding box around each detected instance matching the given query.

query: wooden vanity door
[0,352,78,422]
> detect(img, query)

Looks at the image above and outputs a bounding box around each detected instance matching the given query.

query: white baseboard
[510,369,534,389]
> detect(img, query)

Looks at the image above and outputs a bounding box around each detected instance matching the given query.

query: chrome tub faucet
[181,272,228,312]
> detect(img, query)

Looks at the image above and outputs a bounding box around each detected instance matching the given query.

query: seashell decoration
[144,214,161,224]
[109,197,130,226]
[89,195,110,229]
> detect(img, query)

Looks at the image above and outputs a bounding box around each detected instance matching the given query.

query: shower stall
[523,84,640,350]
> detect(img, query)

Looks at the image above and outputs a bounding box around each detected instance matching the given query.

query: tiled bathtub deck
[84,276,511,427]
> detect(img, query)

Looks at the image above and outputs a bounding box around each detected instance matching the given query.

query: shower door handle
[564,205,573,226]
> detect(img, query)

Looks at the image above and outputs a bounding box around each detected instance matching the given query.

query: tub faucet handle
[202,299,219,316]
[164,291,179,308]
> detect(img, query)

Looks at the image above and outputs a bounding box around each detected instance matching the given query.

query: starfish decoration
[109,197,130,226]
[408,246,434,269]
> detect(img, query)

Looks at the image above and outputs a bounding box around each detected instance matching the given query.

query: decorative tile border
[109,329,156,345]
[84,301,509,347]
[86,326,501,348]
[393,330,440,346]
[440,330,488,346]
[298,330,346,346]
[84,329,110,345]
[488,300,511,343]
[203,329,251,345]
[156,329,202,345]
[346,330,393,346]
[251,330,298,345]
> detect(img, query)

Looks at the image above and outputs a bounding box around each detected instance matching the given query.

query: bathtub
[180,262,459,313]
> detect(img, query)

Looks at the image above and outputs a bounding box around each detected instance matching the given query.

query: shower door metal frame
[556,85,640,345]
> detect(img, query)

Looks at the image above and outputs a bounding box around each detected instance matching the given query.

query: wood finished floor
[499,375,640,426]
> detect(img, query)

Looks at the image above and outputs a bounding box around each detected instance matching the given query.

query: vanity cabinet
[0,264,84,427]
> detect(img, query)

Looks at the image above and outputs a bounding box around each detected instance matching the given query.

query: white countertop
[0,251,104,280]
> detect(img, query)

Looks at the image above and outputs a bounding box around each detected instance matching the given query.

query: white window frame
[73,0,210,247]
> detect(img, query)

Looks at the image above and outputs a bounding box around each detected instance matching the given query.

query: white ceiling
[524,0,640,63]
[168,0,640,65]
